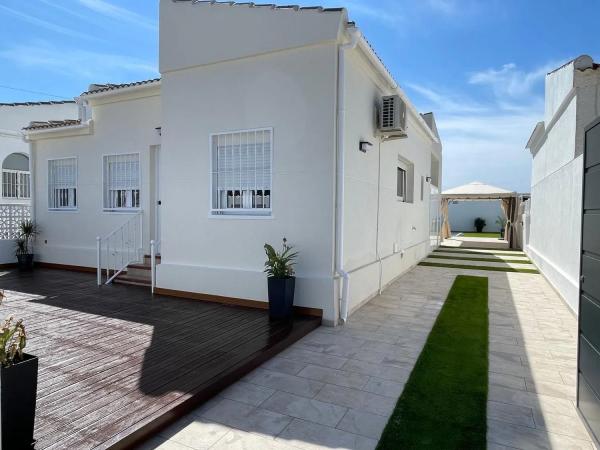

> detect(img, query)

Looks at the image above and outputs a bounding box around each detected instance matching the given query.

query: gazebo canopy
[442,181,516,200]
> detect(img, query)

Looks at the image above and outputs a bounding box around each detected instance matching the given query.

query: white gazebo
[441,181,522,248]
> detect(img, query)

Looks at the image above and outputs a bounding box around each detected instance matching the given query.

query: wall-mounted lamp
[359,141,373,153]
[425,176,432,183]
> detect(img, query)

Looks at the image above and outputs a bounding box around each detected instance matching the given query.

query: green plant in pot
[15,219,38,271]
[0,291,39,449]
[474,217,486,233]
[495,215,507,239]
[264,238,298,321]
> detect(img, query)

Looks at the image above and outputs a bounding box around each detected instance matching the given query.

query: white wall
[527,61,600,313]
[448,200,504,233]
[30,93,160,268]
[158,31,339,322]
[340,48,442,315]
[0,103,78,204]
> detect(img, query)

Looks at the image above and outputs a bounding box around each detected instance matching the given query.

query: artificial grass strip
[428,254,532,264]
[436,247,525,256]
[419,261,539,274]
[377,275,489,449]
[439,245,524,253]
[460,232,501,238]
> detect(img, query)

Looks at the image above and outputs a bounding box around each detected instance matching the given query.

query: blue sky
[1,0,598,192]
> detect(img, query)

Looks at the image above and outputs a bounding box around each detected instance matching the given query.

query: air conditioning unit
[378,95,407,138]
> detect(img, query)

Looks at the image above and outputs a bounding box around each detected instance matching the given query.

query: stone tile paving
[139,265,594,450]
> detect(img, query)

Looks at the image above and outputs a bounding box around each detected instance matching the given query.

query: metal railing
[150,239,161,294]
[96,211,143,285]
[0,203,31,239]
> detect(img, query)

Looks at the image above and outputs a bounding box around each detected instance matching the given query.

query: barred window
[103,153,140,210]
[210,129,272,216]
[2,170,30,199]
[48,158,77,210]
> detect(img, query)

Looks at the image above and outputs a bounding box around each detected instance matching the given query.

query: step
[113,275,151,287]
[143,254,161,265]
[127,263,152,279]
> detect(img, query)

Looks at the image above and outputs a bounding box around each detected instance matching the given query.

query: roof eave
[81,80,161,100]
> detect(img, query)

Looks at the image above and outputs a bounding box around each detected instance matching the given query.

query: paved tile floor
[139,265,594,450]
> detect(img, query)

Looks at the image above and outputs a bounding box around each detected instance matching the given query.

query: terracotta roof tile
[174,1,345,13]
[23,119,82,131]
[0,100,75,107]
[82,78,160,96]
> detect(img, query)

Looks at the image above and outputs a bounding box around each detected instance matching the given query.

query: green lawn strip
[460,232,501,238]
[419,261,539,274]
[377,275,489,449]
[437,247,525,256]
[427,254,532,264]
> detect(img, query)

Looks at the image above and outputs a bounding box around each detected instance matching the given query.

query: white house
[0,101,78,262]
[525,55,600,313]
[24,1,442,326]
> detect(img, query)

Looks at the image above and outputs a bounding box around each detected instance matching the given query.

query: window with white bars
[2,170,30,199]
[210,129,272,216]
[48,158,77,210]
[103,153,140,210]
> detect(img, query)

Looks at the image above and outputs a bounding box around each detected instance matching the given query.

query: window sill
[208,213,274,220]
[48,208,79,212]
[102,208,142,214]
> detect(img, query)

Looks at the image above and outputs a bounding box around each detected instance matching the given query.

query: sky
[1,0,599,193]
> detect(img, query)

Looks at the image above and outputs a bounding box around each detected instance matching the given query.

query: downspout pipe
[336,28,361,324]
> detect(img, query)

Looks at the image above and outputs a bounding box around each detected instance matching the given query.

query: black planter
[267,277,295,320]
[1,354,38,450]
[16,254,34,271]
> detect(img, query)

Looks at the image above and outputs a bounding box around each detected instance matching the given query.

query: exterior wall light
[359,141,373,153]
[425,176,432,183]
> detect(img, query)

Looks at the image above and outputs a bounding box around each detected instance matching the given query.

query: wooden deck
[0,268,321,450]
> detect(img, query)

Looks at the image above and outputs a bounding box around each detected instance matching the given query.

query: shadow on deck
[0,268,321,449]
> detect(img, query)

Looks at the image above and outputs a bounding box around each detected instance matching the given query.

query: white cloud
[406,62,560,192]
[425,0,459,15]
[0,5,96,41]
[0,41,158,82]
[78,0,157,31]
[468,62,555,99]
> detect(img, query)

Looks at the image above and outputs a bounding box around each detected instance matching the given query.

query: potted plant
[474,217,486,233]
[15,220,38,271]
[496,215,507,239]
[0,291,38,449]
[264,238,298,321]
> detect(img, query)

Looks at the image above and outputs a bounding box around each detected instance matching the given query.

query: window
[397,167,407,201]
[103,153,140,210]
[48,158,77,210]
[210,128,272,216]
[3,170,30,199]
[2,153,30,199]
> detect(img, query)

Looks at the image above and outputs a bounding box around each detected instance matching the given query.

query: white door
[153,145,161,244]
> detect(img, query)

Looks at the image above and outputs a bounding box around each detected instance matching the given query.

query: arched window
[2,153,30,199]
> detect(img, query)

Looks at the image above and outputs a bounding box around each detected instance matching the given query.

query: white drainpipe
[336,28,361,324]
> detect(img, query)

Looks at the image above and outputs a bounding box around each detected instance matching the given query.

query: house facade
[0,101,78,262]
[526,55,600,313]
[24,1,442,326]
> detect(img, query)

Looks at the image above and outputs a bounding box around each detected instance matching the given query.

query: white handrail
[96,211,143,285]
[150,239,161,294]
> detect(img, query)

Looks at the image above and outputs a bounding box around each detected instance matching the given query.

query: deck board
[0,268,320,449]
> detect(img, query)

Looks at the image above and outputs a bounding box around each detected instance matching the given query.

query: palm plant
[18,220,38,255]
[0,291,27,367]
[264,238,298,278]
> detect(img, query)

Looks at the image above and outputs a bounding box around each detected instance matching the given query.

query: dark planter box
[1,354,38,450]
[16,254,34,271]
[267,277,295,320]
